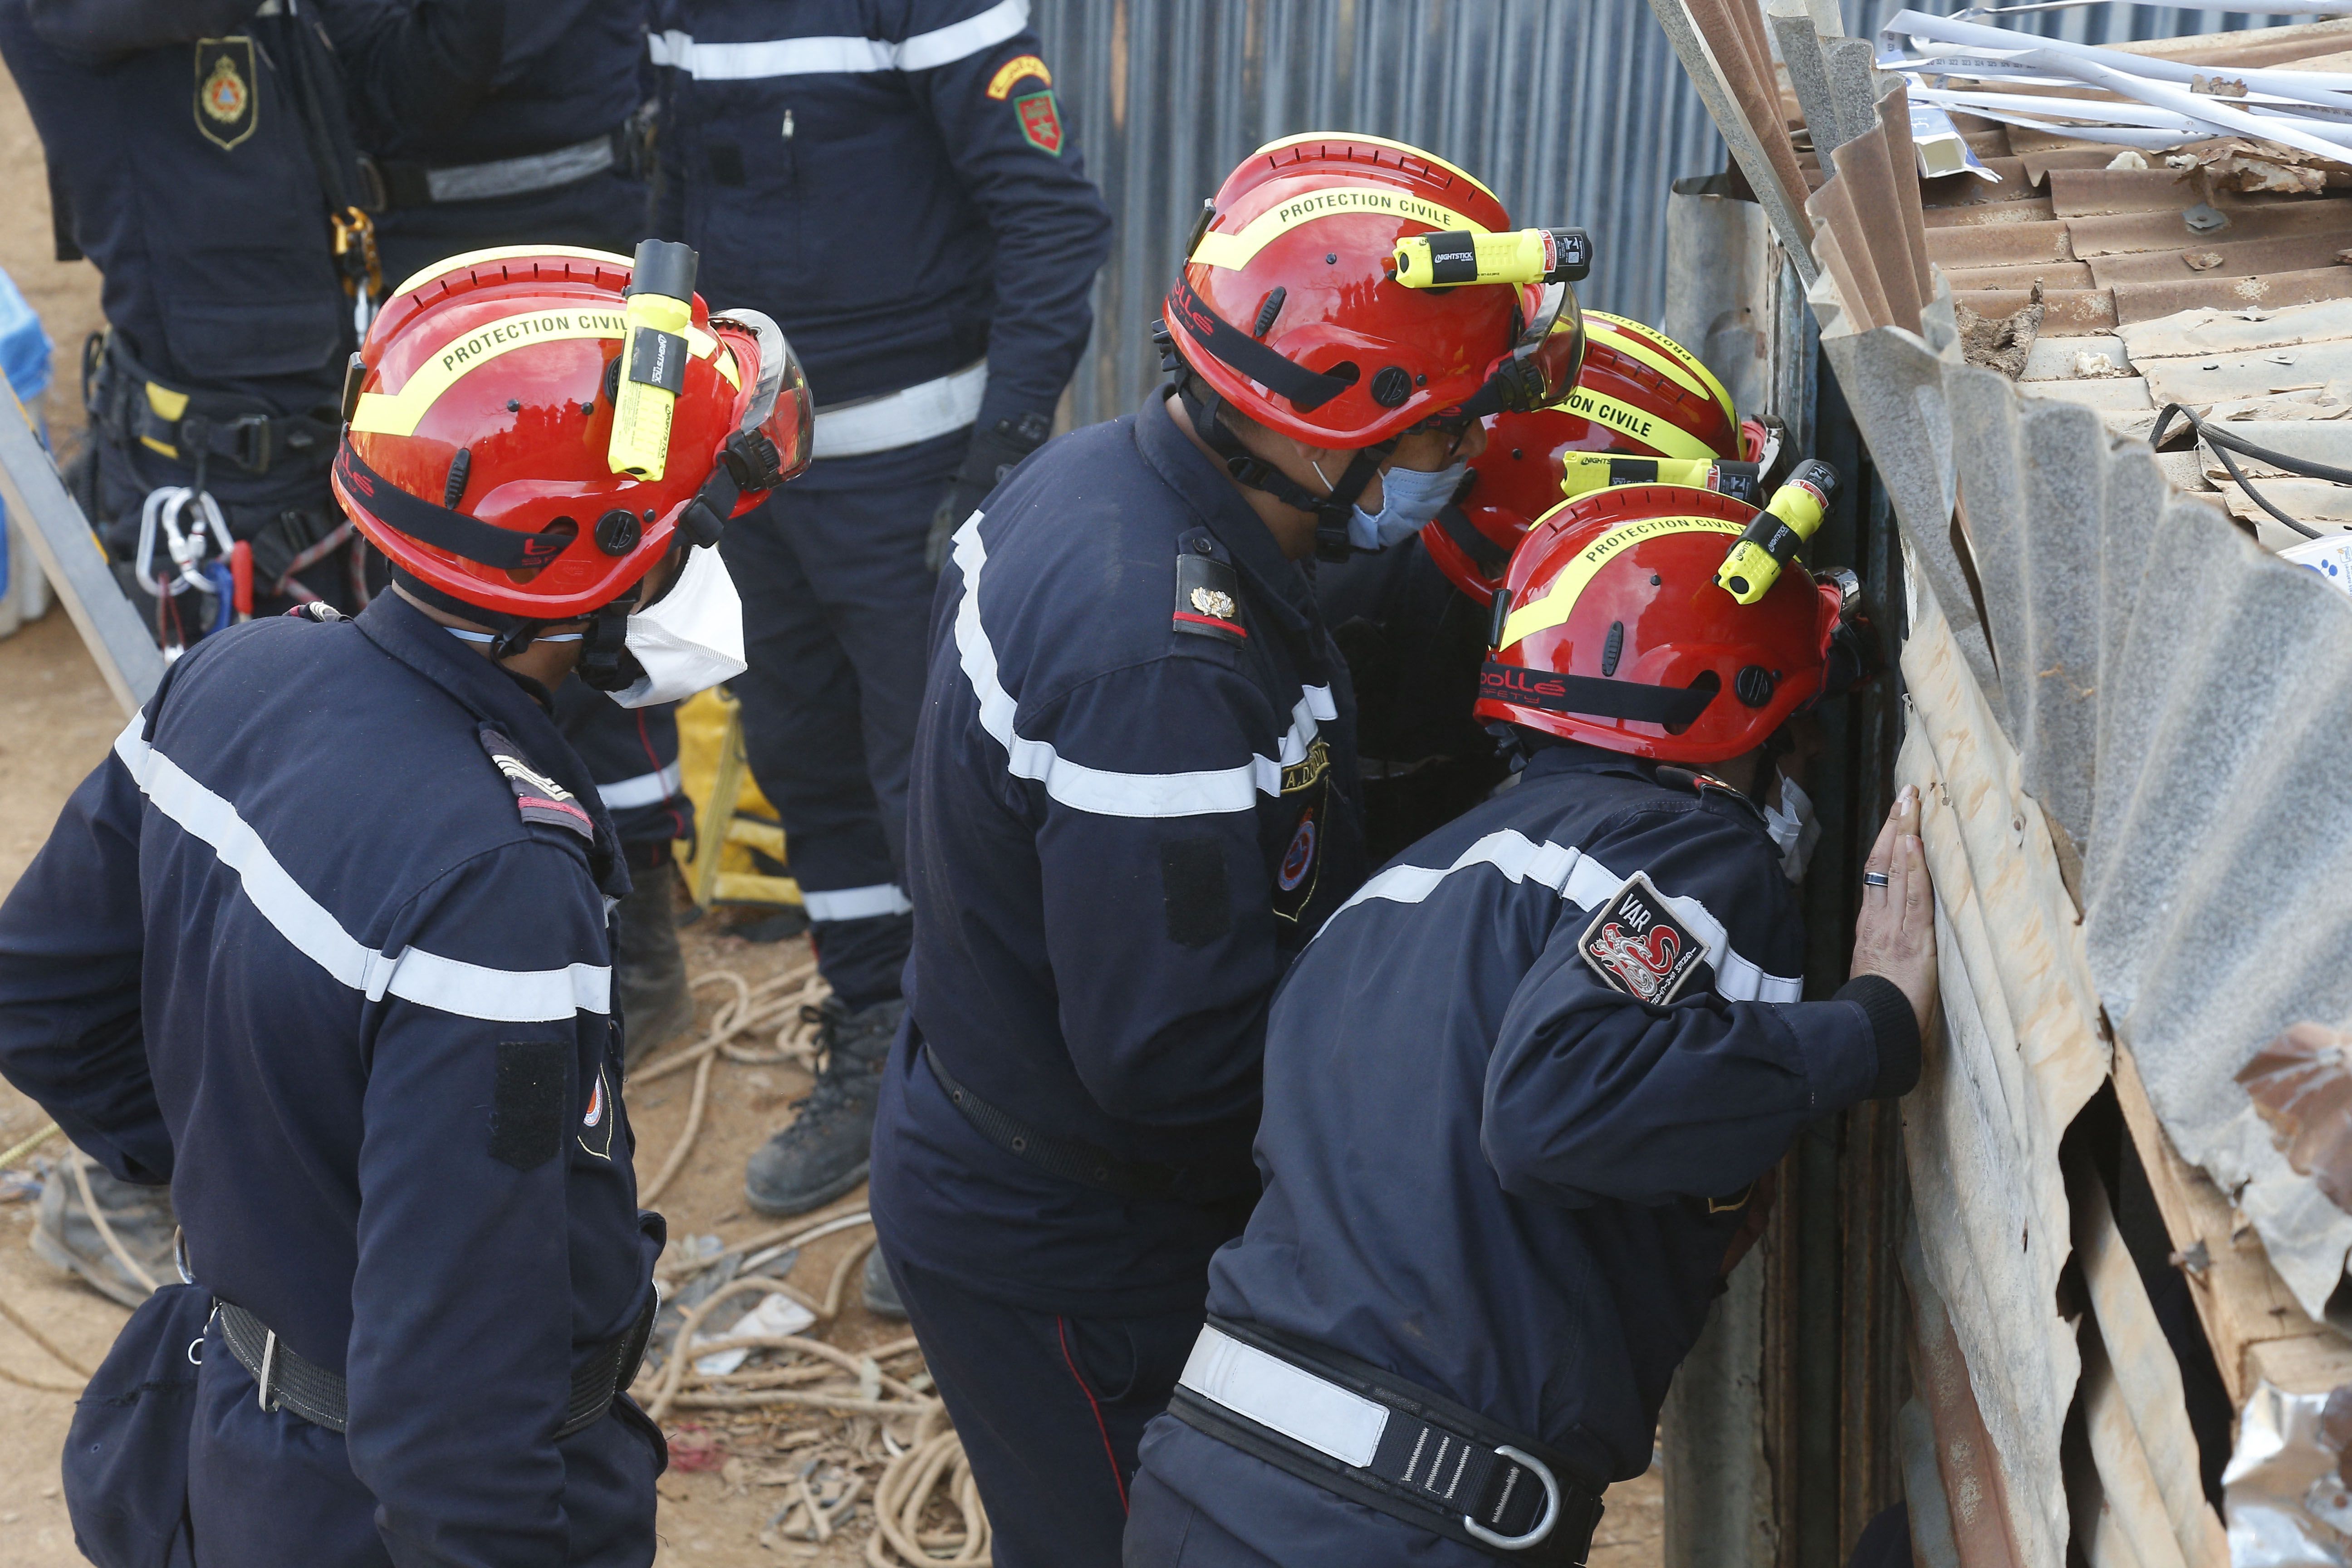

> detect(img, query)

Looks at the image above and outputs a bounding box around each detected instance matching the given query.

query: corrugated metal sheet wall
[1028,0,1716,425]
[1031,0,2317,428]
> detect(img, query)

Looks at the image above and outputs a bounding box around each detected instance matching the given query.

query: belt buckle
[224,413,274,473]
[1460,1445,1561,1551]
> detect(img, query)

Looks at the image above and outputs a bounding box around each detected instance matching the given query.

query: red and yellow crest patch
[192,37,257,151]
[1014,90,1063,156]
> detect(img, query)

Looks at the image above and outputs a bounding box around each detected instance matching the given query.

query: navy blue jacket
[0,0,353,500]
[0,593,664,1568]
[648,0,1110,430]
[868,394,1370,1315]
[1198,742,1916,1490]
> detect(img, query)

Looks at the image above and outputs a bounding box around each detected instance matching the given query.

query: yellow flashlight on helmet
[607,239,699,482]
[1715,459,1838,604]
[1559,452,1764,507]
[1393,226,1592,289]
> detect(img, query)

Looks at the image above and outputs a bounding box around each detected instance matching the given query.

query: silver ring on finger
[1862,871,1891,888]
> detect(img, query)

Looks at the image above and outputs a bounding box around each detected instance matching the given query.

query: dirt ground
[0,56,1663,1568]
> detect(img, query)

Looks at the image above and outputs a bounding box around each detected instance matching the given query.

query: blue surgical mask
[1318,458,1469,553]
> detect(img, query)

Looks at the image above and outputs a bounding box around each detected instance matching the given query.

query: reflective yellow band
[1248,132,1499,205]
[1192,183,1484,271]
[1583,311,1736,428]
[1559,387,1715,461]
[1499,515,1741,651]
[351,307,723,438]
[390,244,634,304]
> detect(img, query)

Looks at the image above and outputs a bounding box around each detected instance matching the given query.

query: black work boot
[744,995,905,1215]
[861,1244,907,1320]
[33,1152,177,1308]
[615,859,693,1068]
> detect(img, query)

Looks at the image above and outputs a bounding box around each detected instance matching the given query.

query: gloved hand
[926,412,1052,573]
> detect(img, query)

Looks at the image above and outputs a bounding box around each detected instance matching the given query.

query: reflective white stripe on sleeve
[949,516,1332,820]
[594,760,683,812]
[801,883,915,922]
[1327,828,1801,1003]
[650,0,1029,80]
[114,721,612,1021]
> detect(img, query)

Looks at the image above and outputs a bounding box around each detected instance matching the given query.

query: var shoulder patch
[1174,550,1246,646]
[478,726,594,840]
[1579,872,1708,1004]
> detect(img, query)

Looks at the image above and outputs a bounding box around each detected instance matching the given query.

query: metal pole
[0,392,162,717]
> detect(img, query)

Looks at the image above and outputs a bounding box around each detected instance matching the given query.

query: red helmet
[1426,314,1744,605]
[333,244,812,620]
[1475,484,1844,764]
[1162,133,1582,450]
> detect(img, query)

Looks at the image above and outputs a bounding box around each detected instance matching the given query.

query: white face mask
[1764,773,1822,884]
[1317,458,1469,552]
[606,543,748,708]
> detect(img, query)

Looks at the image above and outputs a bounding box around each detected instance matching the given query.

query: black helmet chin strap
[1171,370,1394,563]
[574,601,646,692]
[390,564,646,690]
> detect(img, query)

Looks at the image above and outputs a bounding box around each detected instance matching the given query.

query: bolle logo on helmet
[1481,665,1567,701]
[518,532,568,564]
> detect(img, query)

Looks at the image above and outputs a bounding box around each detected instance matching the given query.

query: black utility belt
[1170,1317,1603,1565]
[922,1043,1256,1205]
[89,339,335,479]
[215,1291,657,1441]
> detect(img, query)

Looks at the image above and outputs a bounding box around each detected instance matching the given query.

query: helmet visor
[711,309,814,487]
[1518,283,1584,407]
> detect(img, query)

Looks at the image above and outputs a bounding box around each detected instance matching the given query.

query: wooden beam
[2109,1038,2352,1402]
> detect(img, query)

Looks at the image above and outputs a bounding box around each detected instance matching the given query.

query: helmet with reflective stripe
[1475,484,1842,764]
[333,244,812,620]
[1164,133,1580,450]
[1425,313,1743,606]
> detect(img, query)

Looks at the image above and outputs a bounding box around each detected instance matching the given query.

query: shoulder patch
[1013,88,1064,155]
[491,1040,568,1171]
[1579,872,1708,1004]
[985,54,1051,99]
[1174,551,1246,645]
[478,726,594,840]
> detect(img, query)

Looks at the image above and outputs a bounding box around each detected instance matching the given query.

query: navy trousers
[718,434,962,1006]
[881,1251,1205,1568]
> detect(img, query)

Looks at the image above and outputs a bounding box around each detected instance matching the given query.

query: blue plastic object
[0,264,54,608]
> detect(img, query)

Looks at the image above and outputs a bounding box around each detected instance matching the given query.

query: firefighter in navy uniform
[1120,482,1932,1567]
[867,136,1588,1566]
[320,0,704,1058]
[0,0,384,646]
[648,0,1112,1225]
[0,0,394,1305]
[0,245,812,1567]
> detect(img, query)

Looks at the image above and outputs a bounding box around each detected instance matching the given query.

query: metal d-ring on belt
[214,1291,658,1441]
[1170,1317,1605,1565]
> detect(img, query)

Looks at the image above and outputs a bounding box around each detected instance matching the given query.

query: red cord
[1056,1316,1129,1513]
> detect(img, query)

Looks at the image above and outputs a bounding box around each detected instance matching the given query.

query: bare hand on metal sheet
[1851,786,1937,1036]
